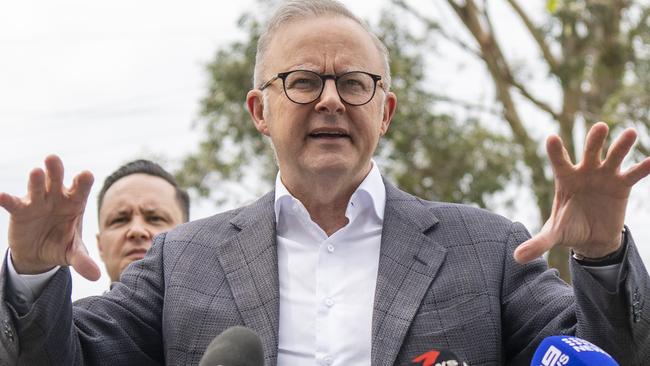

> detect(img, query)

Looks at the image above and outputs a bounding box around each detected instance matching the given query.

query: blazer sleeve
[0,233,171,366]
[570,229,650,364]
[501,223,650,364]
[0,260,19,366]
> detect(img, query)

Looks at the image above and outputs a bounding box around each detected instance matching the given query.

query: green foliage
[390,0,650,280]
[177,4,519,208]
[176,13,276,200]
[546,0,650,150]
[375,13,519,206]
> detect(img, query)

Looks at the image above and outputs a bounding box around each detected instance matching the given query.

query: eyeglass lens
[283,70,376,105]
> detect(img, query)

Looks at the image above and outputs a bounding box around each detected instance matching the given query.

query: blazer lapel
[215,192,280,365]
[372,182,447,366]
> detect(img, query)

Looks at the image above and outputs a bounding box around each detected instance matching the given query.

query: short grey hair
[253,0,391,91]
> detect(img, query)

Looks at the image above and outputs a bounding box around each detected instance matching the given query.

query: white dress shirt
[275,163,385,366]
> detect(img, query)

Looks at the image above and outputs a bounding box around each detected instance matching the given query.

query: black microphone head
[199,326,264,366]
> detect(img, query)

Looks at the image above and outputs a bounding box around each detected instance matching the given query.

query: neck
[281,164,372,236]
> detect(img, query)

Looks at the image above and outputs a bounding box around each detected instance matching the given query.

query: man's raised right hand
[0,155,100,281]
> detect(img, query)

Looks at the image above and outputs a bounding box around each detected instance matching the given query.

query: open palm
[0,155,100,280]
[515,123,650,263]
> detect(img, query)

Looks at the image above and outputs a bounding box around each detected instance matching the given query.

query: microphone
[412,348,470,366]
[199,326,264,366]
[531,336,619,366]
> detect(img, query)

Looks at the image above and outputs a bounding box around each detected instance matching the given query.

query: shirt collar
[274,161,386,223]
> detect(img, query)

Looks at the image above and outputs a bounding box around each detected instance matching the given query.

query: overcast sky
[1,0,649,300]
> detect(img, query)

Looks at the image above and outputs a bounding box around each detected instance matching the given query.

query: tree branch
[430,93,502,117]
[508,77,560,120]
[392,0,481,58]
[480,0,560,120]
[506,0,561,73]
[445,0,554,223]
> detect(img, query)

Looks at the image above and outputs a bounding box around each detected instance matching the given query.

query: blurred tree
[393,0,650,280]
[176,4,518,219]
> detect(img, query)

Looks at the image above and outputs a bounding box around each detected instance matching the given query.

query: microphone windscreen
[531,336,619,366]
[199,326,264,366]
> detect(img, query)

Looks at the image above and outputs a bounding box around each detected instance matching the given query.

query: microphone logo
[560,337,609,355]
[412,349,469,366]
[541,345,570,366]
[412,350,441,366]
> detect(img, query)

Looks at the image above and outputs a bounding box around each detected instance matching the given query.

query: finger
[546,135,573,175]
[602,128,637,171]
[0,192,22,213]
[44,154,65,194]
[68,249,101,281]
[622,157,650,186]
[28,168,46,201]
[581,122,608,169]
[69,170,94,203]
[513,233,556,264]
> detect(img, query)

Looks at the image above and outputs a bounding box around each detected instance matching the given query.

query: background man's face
[97,173,184,282]
[252,16,396,185]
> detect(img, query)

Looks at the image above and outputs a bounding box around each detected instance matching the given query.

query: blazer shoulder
[432,201,528,245]
[389,184,525,245]
[160,191,275,246]
[165,206,244,240]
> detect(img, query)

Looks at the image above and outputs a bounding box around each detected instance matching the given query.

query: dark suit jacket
[1,182,649,365]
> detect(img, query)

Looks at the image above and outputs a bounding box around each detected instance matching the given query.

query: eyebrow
[111,209,132,217]
[291,63,360,75]
[102,209,131,226]
[141,207,173,218]
[292,63,320,71]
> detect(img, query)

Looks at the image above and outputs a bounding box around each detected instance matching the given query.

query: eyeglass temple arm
[259,75,280,90]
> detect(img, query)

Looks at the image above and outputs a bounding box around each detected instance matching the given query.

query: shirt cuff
[6,250,60,307]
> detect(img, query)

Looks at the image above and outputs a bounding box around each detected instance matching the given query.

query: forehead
[265,16,384,74]
[100,174,178,216]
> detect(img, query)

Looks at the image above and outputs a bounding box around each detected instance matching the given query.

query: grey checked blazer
[1,182,649,365]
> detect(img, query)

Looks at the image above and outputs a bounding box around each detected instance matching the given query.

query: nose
[126,219,153,242]
[315,79,345,114]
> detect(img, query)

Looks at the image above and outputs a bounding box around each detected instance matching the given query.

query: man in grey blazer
[1,0,650,365]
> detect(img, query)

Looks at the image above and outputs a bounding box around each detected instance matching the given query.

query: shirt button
[327,244,335,253]
[325,298,335,307]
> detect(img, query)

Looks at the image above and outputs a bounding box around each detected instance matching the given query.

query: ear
[247,89,270,136]
[379,91,397,136]
[96,233,106,261]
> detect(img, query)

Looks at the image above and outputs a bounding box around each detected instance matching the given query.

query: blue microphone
[531,336,619,366]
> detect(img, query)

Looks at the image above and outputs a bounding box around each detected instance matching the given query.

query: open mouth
[308,130,350,140]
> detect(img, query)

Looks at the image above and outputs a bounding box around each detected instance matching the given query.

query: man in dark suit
[1,0,650,365]
[0,159,189,366]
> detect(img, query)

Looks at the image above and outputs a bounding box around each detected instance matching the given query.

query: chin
[305,158,352,176]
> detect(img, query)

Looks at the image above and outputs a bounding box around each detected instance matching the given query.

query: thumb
[66,207,100,281]
[513,233,555,264]
[68,246,101,281]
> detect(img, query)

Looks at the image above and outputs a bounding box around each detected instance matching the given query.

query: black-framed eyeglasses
[259,69,384,106]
